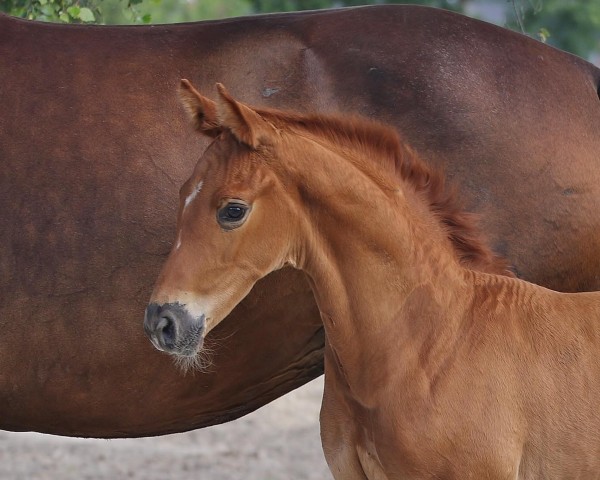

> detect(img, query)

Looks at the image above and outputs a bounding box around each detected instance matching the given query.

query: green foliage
[249,0,328,12]
[507,0,600,59]
[0,0,158,23]
[0,0,99,22]
[140,0,249,24]
[247,0,467,14]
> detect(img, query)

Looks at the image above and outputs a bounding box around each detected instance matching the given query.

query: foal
[145,82,600,479]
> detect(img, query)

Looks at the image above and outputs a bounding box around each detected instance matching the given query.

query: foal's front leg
[320,389,369,480]
[320,350,377,480]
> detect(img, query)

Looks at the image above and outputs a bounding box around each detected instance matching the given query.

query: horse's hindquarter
[323,7,600,293]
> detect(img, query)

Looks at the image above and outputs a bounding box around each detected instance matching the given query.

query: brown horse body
[147,84,600,480]
[2,6,600,437]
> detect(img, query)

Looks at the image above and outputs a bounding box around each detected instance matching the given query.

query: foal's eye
[226,205,244,219]
[217,201,251,230]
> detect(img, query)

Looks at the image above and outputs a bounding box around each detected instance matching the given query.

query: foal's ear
[178,79,221,137]
[215,83,273,149]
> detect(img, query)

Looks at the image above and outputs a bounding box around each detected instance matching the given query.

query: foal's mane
[255,107,512,276]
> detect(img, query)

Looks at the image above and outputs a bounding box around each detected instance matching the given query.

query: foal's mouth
[168,320,206,357]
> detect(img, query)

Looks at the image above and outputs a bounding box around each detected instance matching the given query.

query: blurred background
[1,0,599,63]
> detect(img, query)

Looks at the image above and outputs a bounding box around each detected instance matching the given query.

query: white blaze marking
[184,180,204,211]
[177,180,203,251]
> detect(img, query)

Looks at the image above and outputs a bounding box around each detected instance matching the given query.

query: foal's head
[144,82,302,362]
[144,80,510,365]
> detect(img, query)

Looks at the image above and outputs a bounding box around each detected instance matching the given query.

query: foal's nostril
[144,304,180,349]
[156,315,176,347]
[144,302,205,355]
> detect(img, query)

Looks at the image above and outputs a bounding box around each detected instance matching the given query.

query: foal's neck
[290,141,473,404]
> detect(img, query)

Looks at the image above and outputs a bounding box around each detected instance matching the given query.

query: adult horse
[146,84,600,480]
[1,5,600,437]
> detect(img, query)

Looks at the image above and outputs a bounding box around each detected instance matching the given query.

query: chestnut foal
[146,82,600,479]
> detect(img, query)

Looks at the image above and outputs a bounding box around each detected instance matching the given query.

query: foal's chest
[356,442,392,480]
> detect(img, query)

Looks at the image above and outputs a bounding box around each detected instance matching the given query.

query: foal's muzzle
[144,303,205,356]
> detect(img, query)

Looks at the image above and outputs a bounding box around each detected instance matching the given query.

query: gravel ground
[0,378,331,480]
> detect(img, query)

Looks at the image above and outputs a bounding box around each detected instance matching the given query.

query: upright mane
[255,107,513,276]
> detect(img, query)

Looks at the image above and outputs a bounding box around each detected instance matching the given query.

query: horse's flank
[4,4,600,437]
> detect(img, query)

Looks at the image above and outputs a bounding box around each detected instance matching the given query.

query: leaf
[39,0,48,6]
[537,27,551,43]
[40,4,56,16]
[66,5,80,17]
[142,13,152,23]
[59,12,70,22]
[78,7,95,22]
